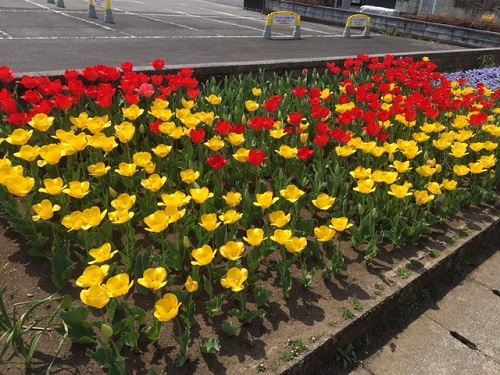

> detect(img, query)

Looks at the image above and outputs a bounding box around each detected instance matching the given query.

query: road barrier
[262,11,301,40]
[89,0,114,24]
[343,14,371,38]
[47,0,64,7]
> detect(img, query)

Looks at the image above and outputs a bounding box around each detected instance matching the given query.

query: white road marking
[22,0,136,37]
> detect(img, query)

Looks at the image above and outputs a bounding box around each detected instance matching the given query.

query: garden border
[279,201,500,374]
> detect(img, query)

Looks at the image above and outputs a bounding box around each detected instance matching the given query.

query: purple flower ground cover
[445,67,500,91]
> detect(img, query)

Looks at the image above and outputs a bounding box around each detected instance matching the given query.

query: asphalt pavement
[0,0,463,75]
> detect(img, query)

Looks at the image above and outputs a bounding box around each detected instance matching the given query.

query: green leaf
[59,307,95,344]
[222,320,239,336]
[51,245,74,289]
[295,219,315,236]
[253,287,272,307]
[200,338,221,354]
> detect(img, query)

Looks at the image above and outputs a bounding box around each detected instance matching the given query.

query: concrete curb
[15,47,500,84]
[278,201,500,374]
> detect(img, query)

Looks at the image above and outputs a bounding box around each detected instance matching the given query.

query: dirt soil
[0,200,498,375]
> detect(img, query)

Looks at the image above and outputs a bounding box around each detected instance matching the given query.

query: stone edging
[264,0,500,48]
[278,201,500,374]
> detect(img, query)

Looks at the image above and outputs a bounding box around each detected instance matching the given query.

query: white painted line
[111,6,204,32]
[22,0,136,37]
[0,29,13,38]
[0,34,342,41]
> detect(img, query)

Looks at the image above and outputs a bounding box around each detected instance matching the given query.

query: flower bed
[0,55,499,373]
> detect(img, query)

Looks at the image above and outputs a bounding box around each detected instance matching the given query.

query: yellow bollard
[104,0,114,24]
[88,0,98,18]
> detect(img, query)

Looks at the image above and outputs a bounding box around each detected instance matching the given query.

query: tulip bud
[241,114,246,125]
[388,152,394,162]
[435,164,442,173]
[101,323,113,339]
[109,187,117,198]
[300,132,309,144]
[139,124,145,134]
[183,235,191,249]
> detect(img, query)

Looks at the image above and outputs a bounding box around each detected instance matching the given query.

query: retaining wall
[265,0,500,48]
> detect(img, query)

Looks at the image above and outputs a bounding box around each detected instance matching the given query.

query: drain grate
[450,331,478,350]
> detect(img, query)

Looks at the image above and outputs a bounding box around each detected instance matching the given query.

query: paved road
[0,0,462,74]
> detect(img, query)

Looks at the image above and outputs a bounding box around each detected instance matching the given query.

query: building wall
[395,0,500,19]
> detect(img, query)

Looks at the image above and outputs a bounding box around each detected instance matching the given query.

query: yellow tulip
[32,199,60,221]
[141,174,167,192]
[243,228,267,246]
[220,241,245,261]
[189,187,214,204]
[106,273,134,297]
[151,144,172,158]
[253,191,279,209]
[205,94,222,105]
[63,181,90,199]
[108,209,134,224]
[61,211,84,231]
[270,229,292,245]
[353,179,376,194]
[4,175,35,197]
[158,191,191,208]
[312,193,336,210]
[227,132,245,147]
[87,162,110,178]
[221,267,248,292]
[449,142,468,158]
[122,104,144,120]
[154,293,181,322]
[179,169,199,184]
[284,236,307,254]
[442,179,458,191]
[144,210,170,233]
[329,217,353,232]
[86,115,111,134]
[232,148,250,162]
[245,100,259,112]
[252,87,262,96]
[427,182,442,195]
[204,136,225,151]
[453,165,470,176]
[269,211,291,228]
[76,265,110,288]
[390,160,412,174]
[223,192,242,207]
[115,162,137,177]
[279,184,305,203]
[185,276,199,293]
[80,206,107,230]
[70,112,90,129]
[414,190,435,205]
[275,145,298,159]
[335,145,357,157]
[469,162,486,174]
[219,209,243,225]
[88,243,118,264]
[199,214,221,232]
[28,113,54,132]
[387,183,413,199]
[114,121,136,143]
[314,226,336,242]
[80,284,110,309]
[88,133,117,152]
[138,267,168,290]
[38,144,65,166]
[5,128,33,145]
[416,165,436,177]
[191,245,216,266]
[350,166,372,180]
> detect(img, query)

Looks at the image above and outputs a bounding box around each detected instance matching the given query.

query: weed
[335,343,360,368]
[397,267,413,279]
[373,282,385,297]
[342,308,356,319]
[408,259,424,271]
[351,298,364,312]
[256,363,267,372]
[386,27,399,36]
[280,339,307,362]
[430,249,441,258]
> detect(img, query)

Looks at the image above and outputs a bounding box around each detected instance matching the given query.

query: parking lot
[0,0,462,74]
